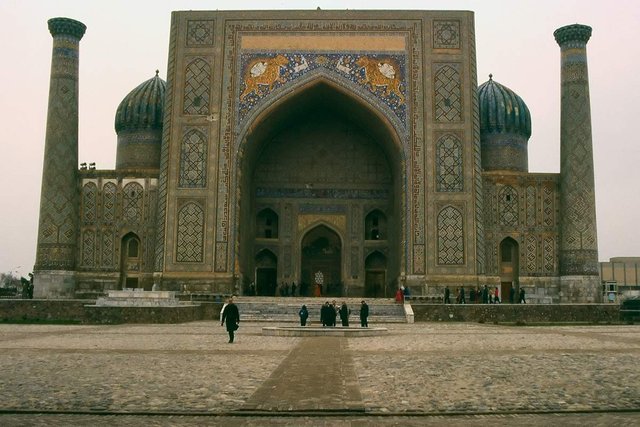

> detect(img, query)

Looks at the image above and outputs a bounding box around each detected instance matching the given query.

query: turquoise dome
[478,75,531,139]
[115,71,166,133]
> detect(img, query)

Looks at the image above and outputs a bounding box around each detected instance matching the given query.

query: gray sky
[1,0,639,277]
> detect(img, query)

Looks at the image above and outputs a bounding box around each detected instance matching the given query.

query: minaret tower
[34,18,86,298]
[554,24,600,302]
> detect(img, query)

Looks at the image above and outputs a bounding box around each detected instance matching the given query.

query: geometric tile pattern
[103,182,117,224]
[183,58,211,115]
[498,186,518,226]
[433,20,461,49]
[81,230,95,267]
[526,185,536,227]
[176,202,204,263]
[436,133,463,192]
[434,64,462,122]
[437,206,464,265]
[543,185,554,227]
[179,128,208,188]
[102,230,115,268]
[543,236,555,273]
[186,20,214,46]
[525,234,537,273]
[122,182,144,223]
[82,183,97,224]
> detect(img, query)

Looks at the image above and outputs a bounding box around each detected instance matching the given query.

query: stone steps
[233,297,407,323]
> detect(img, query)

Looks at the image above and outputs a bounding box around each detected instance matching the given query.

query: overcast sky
[1,0,638,277]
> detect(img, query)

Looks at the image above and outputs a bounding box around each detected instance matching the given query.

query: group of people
[444,284,526,304]
[310,300,369,327]
[220,297,371,343]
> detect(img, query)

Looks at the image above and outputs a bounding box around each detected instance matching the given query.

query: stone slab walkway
[0,322,639,425]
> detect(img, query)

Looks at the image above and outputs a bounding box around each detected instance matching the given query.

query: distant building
[600,257,640,299]
[34,11,601,302]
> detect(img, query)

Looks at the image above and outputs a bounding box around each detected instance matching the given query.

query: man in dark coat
[221,297,240,343]
[360,300,369,327]
[321,301,330,326]
[444,287,450,304]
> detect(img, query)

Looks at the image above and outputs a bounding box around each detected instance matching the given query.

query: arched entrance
[365,251,387,298]
[301,225,342,297]
[255,249,278,296]
[500,237,519,302]
[237,77,404,296]
[120,232,142,289]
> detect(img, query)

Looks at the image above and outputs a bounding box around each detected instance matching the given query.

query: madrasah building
[34,10,601,302]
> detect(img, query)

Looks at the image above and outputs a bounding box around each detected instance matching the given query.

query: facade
[600,257,640,300]
[34,11,601,302]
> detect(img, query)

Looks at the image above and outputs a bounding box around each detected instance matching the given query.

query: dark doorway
[256,268,277,296]
[301,225,342,297]
[500,237,519,302]
[255,250,277,296]
[365,251,387,297]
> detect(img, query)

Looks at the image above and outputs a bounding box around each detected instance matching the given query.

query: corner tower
[34,18,86,298]
[554,24,600,301]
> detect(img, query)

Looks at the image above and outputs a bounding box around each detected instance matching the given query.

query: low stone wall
[0,299,622,324]
[0,299,222,324]
[412,303,620,323]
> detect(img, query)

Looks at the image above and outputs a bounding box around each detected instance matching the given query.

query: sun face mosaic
[237,52,407,126]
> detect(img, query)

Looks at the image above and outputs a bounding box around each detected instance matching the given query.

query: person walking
[458,287,466,304]
[339,302,350,327]
[519,288,526,304]
[221,296,240,343]
[360,300,369,327]
[298,304,309,326]
[494,287,501,304]
[444,286,451,304]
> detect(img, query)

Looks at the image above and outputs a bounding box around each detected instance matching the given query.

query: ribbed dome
[478,75,531,139]
[115,71,166,133]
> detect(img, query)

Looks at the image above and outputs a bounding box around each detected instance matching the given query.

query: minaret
[34,18,86,298]
[554,24,600,302]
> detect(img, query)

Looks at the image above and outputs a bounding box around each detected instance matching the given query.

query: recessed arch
[301,224,343,297]
[235,73,405,294]
[499,236,520,302]
[120,232,142,289]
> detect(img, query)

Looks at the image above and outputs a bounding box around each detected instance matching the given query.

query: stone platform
[262,325,388,337]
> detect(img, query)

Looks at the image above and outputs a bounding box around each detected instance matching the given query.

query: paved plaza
[0,321,639,426]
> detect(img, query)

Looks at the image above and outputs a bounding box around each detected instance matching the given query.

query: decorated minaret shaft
[554,24,599,279]
[34,18,86,294]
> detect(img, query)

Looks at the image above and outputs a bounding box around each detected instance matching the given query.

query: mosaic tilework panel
[176,202,205,263]
[122,183,144,223]
[437,206,465,265]
[257,187,389,200]
[433,20,461,49]
[82,183,97,223]
[183,58,211,115]
[434,63,462,122]
[179,128,208,188]
[186,20,214,46]
[435,133,463,192]
[238,53,407,126]
[81,230,95,267]
[498,186,518,227]
[102,182,117,224]
[101,230,115,268]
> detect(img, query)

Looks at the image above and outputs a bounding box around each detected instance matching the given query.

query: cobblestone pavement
[0,322,639,426]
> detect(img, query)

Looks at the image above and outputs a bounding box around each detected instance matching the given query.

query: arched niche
[236,76,404,289]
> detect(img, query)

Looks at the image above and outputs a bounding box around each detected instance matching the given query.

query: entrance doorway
[500,237,519,302]
[365,251,387,297]
[120,232,144,289]
[301,225,342,297]
[255,250,277,296]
